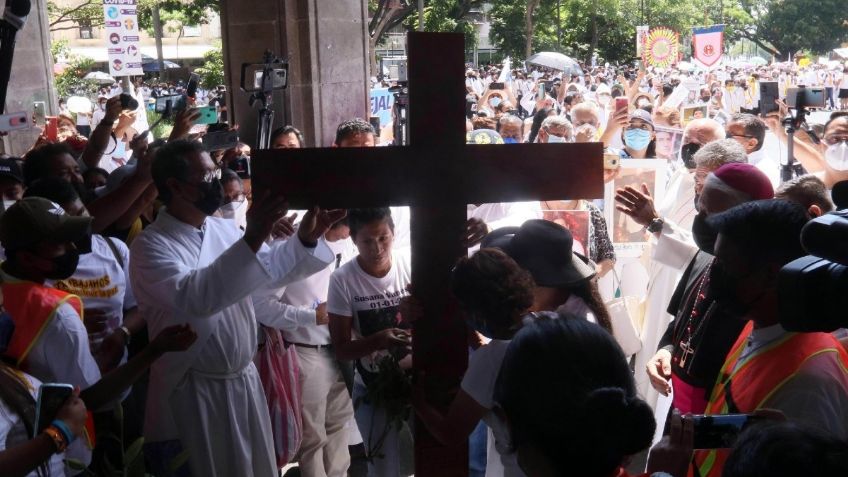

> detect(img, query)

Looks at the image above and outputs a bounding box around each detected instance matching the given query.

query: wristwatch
[118,325,132,345]
[647,217,665,233]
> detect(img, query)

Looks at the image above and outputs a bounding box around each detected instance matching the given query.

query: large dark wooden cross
[252,32,603,477]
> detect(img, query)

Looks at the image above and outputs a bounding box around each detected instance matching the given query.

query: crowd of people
[0,53,847,477]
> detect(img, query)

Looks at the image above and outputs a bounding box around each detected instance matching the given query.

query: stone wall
[220,0,370,148]
[2,0,57,156]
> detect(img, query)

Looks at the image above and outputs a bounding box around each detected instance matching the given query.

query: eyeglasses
[823,135,848,146]
[726,132,755,140]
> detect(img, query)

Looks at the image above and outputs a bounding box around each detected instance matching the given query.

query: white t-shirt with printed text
[327,250,412,383]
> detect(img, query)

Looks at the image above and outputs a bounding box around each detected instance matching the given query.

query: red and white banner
[692,25,724,69]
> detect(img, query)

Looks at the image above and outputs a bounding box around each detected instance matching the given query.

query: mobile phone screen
[186,73,200,98]
[34,384,73,436]
[692,414,764,449]
[33,102,46,127]
[193,106,218,125]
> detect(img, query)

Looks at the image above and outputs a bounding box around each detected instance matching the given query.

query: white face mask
[2,199,16,212]
[825,142,848,171]
[547,133,568,143]
[219,199,249,230]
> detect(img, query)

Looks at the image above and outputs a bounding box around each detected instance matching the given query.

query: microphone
[1,0,30,31]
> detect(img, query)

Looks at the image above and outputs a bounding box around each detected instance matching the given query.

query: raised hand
[168,107,202,142]
[55,387,88,438]
[244,191,289,252]
[271,212,298,240]
[297,207,347,247]
[615,183,659,227]
[462,218,489,248]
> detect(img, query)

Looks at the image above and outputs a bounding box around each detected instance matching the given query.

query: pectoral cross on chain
[679,340,695,368]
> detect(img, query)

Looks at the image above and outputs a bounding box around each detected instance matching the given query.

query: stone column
[219,0,370,148]
[2,0,58,156]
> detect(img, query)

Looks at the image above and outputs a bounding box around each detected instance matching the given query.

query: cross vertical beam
[407,32,469,476]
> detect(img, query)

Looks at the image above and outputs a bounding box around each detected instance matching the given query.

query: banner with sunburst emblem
[692,25,725,69]
[643,27,680,68]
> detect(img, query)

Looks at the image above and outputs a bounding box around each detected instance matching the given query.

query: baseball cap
[0,158,23,184]
[629,109,654,129]
[0,197,92,252]
[481,219,596,286]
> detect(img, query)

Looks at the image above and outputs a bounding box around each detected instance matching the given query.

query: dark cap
[0,197,92,252]
[481,219,596,286]
[0,158,23,184]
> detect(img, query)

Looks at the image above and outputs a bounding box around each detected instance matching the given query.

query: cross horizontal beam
[251,142,604,208]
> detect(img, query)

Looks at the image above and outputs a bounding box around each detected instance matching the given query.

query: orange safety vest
[1,278,97,449]
[690,321,848,477]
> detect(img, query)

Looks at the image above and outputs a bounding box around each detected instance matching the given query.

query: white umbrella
[525,52,583,76]
[67,96,92,114]
[83,71,115,84]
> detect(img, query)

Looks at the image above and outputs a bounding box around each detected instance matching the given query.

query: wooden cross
[251,32,603,477]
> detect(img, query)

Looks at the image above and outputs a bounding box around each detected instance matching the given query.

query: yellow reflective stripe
[83,427,94,450]
[733,332,796,372]
[698,449,717,477]
[756,348,839,408]
[15,295,79,366]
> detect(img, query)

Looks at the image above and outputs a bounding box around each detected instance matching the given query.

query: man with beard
[645,163,774,416]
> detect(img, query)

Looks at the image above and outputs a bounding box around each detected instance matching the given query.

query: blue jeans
[469,420,488,477]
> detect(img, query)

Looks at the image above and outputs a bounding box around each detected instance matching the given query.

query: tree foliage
[47,0,220,33]
[403,0,483,49]
[195,42,225,90]
[487,0,847,64]
[735,0,848,58]
[53,48,98,99]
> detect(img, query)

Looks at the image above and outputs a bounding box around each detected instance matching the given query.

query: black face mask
[193,179,224,216]
[681,143,701,169]
[708,264,754,319]
[692,212,717,254]
[47,249,80,280]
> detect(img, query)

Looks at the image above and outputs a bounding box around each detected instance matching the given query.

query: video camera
[779,204,848,332]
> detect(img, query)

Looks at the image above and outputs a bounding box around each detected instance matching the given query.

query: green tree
[47,0,220,33]
[51,38,98,99]
[735,0,848,58]
[404,0,483,49]
[195,43,225,90]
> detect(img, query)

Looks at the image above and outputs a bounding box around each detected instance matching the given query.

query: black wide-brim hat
[481,219,596,287]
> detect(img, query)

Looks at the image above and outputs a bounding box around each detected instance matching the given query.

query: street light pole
[418,0,424,31]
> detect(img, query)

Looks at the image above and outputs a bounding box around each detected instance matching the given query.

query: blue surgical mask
[489,97,502,108]
[624,128,652,151]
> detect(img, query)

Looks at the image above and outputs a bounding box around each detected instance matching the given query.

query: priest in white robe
[130,140,344,477]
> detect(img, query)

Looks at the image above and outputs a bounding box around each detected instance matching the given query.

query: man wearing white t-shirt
[26,178,142,375]
[328,208,412,477]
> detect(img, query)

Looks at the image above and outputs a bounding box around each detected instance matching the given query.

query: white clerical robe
[129,210,334,477]
[633,166,698,443]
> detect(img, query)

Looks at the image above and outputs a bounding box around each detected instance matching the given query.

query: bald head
[683,118,725,146]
